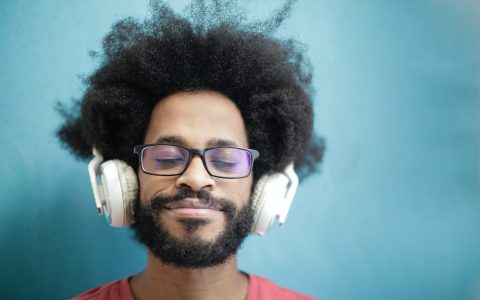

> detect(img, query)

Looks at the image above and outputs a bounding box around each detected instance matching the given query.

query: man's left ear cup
[250,174,271,234]
[250,173,291,235]
[99,160,138,227]
[249,164,298,235]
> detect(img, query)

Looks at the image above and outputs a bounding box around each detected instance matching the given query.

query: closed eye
[154,158,185,168]
[210,160,238,170]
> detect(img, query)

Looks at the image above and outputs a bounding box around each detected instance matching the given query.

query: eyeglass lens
[141,145,253,178]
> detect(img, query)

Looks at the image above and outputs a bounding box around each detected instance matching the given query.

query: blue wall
[1,1,479,299]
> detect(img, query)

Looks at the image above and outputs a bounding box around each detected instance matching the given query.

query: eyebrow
[152,135,239,148]
[153,135,187,145]
[206,138,238,148]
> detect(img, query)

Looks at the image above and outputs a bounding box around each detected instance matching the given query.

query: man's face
[132,91,255,268]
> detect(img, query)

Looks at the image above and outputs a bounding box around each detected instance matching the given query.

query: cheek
[137,171,253,206]
[137,172,175,202]
[218,176,253,206]
[137,172,151,203]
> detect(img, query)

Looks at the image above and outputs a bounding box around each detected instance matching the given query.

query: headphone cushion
[250,171,295,235]
[111,160,138,225]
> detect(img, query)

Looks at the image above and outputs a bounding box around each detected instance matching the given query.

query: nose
[175,155,216,191]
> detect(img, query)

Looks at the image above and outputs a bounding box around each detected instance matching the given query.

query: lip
[164,198,219,210]
[163,198,222,219]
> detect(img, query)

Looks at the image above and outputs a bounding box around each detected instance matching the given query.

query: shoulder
[247,274,317,300]
[70,278,134,300]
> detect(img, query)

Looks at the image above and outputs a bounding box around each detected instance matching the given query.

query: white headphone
[87,148,298,235]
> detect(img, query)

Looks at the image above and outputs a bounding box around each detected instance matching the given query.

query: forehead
[143,91,249,148]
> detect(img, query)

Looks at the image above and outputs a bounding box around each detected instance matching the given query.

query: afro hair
[57,0,324,181]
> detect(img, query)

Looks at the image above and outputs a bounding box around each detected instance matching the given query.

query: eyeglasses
[133,144,260,179]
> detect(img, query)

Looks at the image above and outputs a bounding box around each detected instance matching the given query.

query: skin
[130,91,254,300]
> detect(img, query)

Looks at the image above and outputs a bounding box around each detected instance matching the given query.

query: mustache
[147,188,236,216]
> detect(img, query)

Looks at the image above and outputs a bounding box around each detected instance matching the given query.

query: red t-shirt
[71,274,316,300]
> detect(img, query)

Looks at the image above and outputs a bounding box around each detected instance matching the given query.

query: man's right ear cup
[99,160,138,227]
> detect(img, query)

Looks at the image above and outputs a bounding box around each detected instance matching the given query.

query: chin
[164,216,226,241]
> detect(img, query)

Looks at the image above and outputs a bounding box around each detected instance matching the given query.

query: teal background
[1,0,479,299]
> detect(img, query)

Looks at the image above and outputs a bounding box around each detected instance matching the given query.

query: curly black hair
[57,0,324,181]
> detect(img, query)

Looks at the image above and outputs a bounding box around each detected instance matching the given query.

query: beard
[131,188,254,269]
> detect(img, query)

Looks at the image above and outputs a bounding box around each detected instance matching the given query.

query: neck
[130,252,249,300]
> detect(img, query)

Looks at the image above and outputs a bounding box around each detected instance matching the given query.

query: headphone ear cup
[99,160,138,227]
[250,165,298,235]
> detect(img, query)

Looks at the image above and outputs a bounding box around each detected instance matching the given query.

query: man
[58,1,323,299]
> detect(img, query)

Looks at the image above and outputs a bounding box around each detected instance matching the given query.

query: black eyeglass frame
[133,144,260,179]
